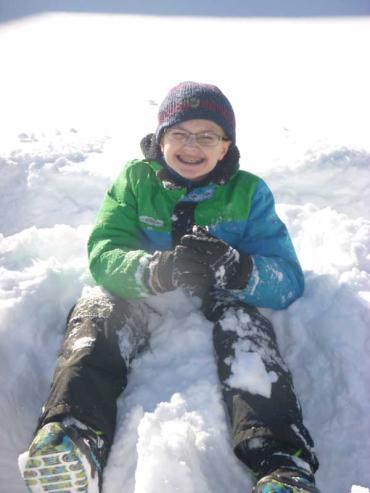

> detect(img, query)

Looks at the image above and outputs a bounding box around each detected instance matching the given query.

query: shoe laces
[62,418,107,478]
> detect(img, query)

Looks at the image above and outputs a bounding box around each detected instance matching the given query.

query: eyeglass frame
[163,126,230,147]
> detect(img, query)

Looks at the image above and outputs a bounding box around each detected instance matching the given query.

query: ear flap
[140,133,162,161]
[221,143,240,166]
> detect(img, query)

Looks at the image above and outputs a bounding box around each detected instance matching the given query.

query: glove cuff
[145,251,175,294]
[227,254,253,290]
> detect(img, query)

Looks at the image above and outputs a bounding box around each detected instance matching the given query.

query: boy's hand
[172,243,214,297]
[145,229,252,297]
[145,249,210,297]
[173,228,252,294]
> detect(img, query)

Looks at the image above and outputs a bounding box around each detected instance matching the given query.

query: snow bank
[104,295,252,493]
[268,147,370,219]
[0,132,112,236]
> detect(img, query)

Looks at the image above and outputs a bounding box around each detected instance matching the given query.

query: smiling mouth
[177,155,205,165]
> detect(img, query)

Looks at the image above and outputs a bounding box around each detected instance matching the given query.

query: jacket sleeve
[87,163,151,299]
[235,179,304,309]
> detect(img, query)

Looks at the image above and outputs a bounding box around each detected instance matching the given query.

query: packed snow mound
[0,131,112,236]
[276,203,370,301]
[0,131,369,493]
[267,147,370,219]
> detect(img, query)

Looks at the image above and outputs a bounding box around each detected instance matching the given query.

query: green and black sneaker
[18,419,107,493]
[253,468,321,493]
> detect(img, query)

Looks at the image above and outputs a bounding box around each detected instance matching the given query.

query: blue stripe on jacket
[235,179,304,309]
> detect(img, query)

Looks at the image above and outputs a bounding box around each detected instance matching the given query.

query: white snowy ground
[0,11,370,493]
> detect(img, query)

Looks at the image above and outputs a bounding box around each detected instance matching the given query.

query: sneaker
[18,420,107,493]
[253,468,321,493]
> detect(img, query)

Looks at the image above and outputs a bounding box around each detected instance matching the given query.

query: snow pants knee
[38,291,152,447]
[38,290,318,476]
[202,294,318,476]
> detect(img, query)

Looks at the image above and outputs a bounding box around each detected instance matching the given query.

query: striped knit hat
[156,81,236,144]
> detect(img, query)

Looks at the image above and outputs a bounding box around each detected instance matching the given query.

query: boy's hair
[156,81,236,144]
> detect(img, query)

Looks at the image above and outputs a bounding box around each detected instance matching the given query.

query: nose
[183,134,200,148]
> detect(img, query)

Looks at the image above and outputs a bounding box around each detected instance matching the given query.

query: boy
[19,82,320,492]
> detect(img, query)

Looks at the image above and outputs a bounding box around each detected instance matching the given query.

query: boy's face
[160,119,231,182]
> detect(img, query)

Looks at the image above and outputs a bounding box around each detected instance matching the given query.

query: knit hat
[156,81,236,144]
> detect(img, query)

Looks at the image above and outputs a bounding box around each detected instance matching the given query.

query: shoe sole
[18,434,99,493]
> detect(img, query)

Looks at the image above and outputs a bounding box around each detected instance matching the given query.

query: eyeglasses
[164,128,229,147]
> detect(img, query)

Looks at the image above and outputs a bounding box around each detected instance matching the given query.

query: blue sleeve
[234,179,305,309]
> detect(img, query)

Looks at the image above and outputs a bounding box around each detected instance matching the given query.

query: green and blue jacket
[88,150,304,309]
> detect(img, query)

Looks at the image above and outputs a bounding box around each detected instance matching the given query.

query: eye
[197,132,218,146]
[169,130,188,141]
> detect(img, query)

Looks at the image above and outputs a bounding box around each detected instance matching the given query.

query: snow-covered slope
[0,12,369,493]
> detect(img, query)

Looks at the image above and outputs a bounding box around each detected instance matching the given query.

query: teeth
[178,156,203,164]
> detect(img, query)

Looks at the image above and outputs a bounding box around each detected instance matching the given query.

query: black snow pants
[37,290,318,479]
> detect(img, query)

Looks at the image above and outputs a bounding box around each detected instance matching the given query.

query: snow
[0,9,370,493]
[226,350,278,398]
